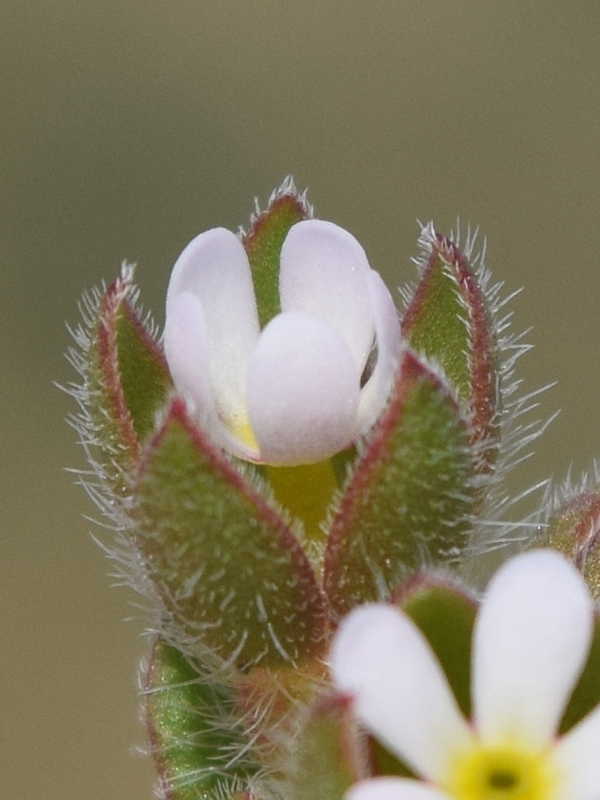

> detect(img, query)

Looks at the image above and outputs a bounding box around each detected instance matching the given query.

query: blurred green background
[2,2,599,798]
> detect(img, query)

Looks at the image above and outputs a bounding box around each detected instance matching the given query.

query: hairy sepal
[144,637,259,800]
[532,482,600,598]
[242,176,311,328]
[67,265,171,501]
[135,398,327,669]
[323,350,476,615]
[367,575,476,779]
[395,573,476,716]
[286,693,366,800]
[402,225,499,470]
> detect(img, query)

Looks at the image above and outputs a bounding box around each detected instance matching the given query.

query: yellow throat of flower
[444,742,558,800]
[228,415,260,451]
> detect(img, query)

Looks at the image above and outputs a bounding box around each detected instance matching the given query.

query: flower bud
[164,205,401,466]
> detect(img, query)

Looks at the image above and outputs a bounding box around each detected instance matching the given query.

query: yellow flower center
[444,743,557,800]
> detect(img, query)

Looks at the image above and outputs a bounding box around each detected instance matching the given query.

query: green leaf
[402,227,499,466]
[144,637,258,800]
[399,575,476,717]
[136,399,327,668]
[560,614,600,733]
[323,350,476,615]
[243,186,309,328]
[288,694,363,800]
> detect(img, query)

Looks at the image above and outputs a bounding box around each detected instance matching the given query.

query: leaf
[144,637,258,800]
[243,181,310,328]
[135,399,327,668]
[402,226,499,467]
[323,350,476,615]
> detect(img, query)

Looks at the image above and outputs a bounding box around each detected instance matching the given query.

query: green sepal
[111,299,172,444]
[242,185,309,328]
[144,637,259,800]
[530,486,600,730]
[402,227,499,466]
[288,694,365,800]
[560,613,600,732]
[397,574,476,716]
[95,270,172,452]
[323,350,476,615]
[531,492,600,599]
[367,575,476,779]
[135,399,327,668]
[69,268,171,502]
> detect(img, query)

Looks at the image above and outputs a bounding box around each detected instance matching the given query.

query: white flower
[164,219,401,465]
[330,550,600,800]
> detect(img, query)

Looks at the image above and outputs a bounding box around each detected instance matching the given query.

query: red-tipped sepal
[68,265,172,498]
[286,693,367,800]
[402,226,499,469]
[135,398,327,669]
[323,350,476,615]
[370,574,477,778]
[242,177,311,328]
[532,483,600,599]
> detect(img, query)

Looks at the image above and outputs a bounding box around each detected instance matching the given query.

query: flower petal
[330,604,473,782]
[163,292,258,460]
[166,228,260,426]
[553,701,600,800]
[473,549,593,747]
[355,269,402,434]
[346,778,451,800]
[246,311,360,465]
[279,220,374,370]
[164,291,215,421]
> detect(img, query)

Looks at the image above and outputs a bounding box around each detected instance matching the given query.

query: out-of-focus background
[2,2,599,798]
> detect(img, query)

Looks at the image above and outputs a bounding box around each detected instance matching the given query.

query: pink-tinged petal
[246,311,360,465]
[166,228,260,423]
[553,701,600,800]
[164,291,215,420]
[330,604,473,782]
[346,778,450,800]
[279,220,374,370]
[164,292,258,461]
[356,269,402,433]
[473,550,593,747]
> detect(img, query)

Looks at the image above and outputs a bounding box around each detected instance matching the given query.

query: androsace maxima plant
[66,178,600,800]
